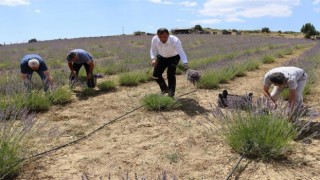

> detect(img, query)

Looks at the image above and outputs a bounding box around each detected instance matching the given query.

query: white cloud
[314,8,320,13]
[313,0,320,4]
[191,18,221,25]
[225,17,244,22]
[0,0,30,6]
[34,9,40,13]
[148,0,173,5]
[176,18,187,22]
[179,1,197,7]
[199,0,300,20]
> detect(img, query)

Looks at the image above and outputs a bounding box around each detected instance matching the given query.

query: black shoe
[168,92,175,97]
[161,89,169,95]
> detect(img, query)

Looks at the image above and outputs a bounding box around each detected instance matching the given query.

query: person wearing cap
[150,28,188,97]
[20,54,53,92]
[263,66,308,110]
[66,49,95,87]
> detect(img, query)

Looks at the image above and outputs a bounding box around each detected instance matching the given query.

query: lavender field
[1,34,320,179]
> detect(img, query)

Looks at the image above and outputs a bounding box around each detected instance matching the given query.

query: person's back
[67,49,93,64]
[20,54,47,74]
[263,66,307,110]
[20,54,52,92]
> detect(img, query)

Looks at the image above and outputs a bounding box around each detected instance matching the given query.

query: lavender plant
[48,85,73,105]
[0,108,36,179]
[97,80,117,92]
[142,94,181,111]
[212,98,310,161]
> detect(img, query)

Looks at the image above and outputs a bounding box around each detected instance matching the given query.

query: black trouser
[153,55,180,96]
[73,63,90,76]
[71,63,95,87]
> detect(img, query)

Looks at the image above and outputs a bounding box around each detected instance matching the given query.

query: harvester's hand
[87,73,92,80]
[183,63,189,72]
[71,70,76,76]
[151,59,157,67]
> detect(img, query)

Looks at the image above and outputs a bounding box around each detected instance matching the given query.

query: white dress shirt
[150,35,188,64]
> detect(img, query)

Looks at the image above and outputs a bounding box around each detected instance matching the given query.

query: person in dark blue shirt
[66,49,95,87]
[20,54,53,92]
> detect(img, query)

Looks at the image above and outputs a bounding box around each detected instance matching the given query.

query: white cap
[28,59,40,68]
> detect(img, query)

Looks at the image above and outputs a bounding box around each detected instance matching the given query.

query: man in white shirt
[263,66,307,109]
[150,28,188,97]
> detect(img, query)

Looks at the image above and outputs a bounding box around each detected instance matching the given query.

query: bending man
[20,54,53,92]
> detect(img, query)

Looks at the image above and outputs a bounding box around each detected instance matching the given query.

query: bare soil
[18,47,320,180]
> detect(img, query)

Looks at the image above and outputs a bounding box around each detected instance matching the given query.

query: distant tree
[301,23,319,38]
[134,31,146,36]
[194,24,203,31]
[28,38,38,43]
[261,27,270,33]
[278,30,282,34]
[232,29,238,32]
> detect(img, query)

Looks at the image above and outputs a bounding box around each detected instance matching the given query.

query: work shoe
[161,89,169,95]
[168,91,175,98]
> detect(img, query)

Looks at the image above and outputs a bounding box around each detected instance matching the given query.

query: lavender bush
[212,98,311,161]
[0,108,36,179]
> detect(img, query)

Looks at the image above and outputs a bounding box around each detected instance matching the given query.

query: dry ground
[18,47,320,180]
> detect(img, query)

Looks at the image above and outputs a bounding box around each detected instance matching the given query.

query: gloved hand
[183,63,189,72]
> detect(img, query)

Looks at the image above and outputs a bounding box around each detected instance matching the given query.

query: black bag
[87,76,97,88]
[218,90,253,109]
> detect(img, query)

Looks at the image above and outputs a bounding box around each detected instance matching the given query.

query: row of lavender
[0,34,312,72]
[0,35,315,111]
[283,41,320,98]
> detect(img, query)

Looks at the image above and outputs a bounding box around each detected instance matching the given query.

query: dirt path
[19,47,320,180]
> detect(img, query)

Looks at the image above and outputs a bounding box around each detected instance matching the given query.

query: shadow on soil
[178,98,210,117]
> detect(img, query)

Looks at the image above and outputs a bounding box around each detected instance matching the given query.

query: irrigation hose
[224,153,245,180]
[23,88,198,161]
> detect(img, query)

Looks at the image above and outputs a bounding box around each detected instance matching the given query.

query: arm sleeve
[263,75,272,87]
[87,52,93,60]
[287,79,298,89]
[150,37,158,60]
[20,62,28,74]
[39,61,48,71]
[174,39,188,64]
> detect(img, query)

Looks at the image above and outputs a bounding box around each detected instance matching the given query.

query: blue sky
[0,0,319,44]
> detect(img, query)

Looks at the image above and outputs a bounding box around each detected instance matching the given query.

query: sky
[0,0,319,44]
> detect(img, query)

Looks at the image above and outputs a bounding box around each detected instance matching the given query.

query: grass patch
[262,55,275,64]
[197,71,220,89]
[216,108,298,161]
[119,71,151,86]
[48,86,73,105]
[24,92,51,112]
[97,80,116,92]
[142,94,181,111]
[0,109,37,179]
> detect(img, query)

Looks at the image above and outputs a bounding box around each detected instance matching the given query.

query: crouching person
[66,49,95,88]
[20,54,53,92]
[263,66,307,111]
